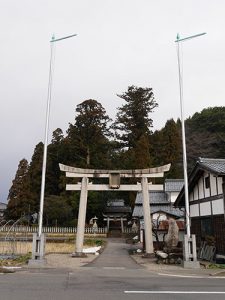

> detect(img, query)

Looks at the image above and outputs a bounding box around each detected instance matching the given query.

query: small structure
[0,202,7,221]
[175,158,225,256]
[103,199,131,233]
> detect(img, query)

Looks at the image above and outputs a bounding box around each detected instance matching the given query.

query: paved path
[87,238,141,269]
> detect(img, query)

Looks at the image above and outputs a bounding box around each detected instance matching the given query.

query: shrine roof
[164,179,184,192]
[132,204,184,218]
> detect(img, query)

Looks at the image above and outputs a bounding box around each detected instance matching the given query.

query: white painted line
[158,273,225,279]
[124,291,225,294]
[158,273,206,278]
[103,267,125,270]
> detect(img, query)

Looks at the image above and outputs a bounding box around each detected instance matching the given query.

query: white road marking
[157,273,225,279]
[158,273,206,278]
[124,291,225,294]
[103,267,125,269]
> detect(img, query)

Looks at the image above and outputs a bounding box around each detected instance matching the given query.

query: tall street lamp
[175,32,206,267]
[30,33,77,265]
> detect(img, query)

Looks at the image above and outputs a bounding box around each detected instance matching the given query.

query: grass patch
[84,239,105,247]
[0,253,31,266]
[208,263,225,269]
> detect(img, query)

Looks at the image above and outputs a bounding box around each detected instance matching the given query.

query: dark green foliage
[113,86,158,169]
[28,142,44,211]
[185,107,225,171]
[186,107,225,133]
[43,195,73,226]
[113,85,158,148]
[151,119,183,178]
[7,159,34,220]
[66,99,112,168]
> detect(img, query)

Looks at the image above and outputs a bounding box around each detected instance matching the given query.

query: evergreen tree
[151,119,182,177]
[43,195,73,226]
[113,86,158,168]
[7,159,33,220]
[134,134,152,168]
[47,128,65,195]
[66,99,112,168]
[113,85,158,148]
[51,128,64,144]
[28,142,44,211]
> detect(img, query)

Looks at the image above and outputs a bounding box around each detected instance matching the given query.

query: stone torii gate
[59,163,171,256]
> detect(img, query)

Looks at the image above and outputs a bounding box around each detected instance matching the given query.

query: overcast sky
[1,0,225,203]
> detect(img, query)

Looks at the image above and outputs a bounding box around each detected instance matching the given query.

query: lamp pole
[38,33,77,238]
[175,32,206,238]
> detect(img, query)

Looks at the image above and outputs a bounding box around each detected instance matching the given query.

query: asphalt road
[0,239,225,300]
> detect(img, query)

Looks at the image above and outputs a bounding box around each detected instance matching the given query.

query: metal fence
[0,226,138,234]
[0,226,108,234]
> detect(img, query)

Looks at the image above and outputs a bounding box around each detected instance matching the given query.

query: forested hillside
[186,107,225,169]
[6,85,225,225]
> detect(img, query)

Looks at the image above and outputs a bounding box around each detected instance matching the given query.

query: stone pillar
[141,177,154,255]
[183,234,200,268]
[28,233,46,266]
[73,177,88,256]
[120,217,124,233]
[107,217,110,232]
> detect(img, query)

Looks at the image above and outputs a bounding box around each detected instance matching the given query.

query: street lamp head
[50,33,78,43]
[175,32,206,43]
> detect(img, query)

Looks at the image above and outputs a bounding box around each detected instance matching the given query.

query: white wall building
[175,158,225,254]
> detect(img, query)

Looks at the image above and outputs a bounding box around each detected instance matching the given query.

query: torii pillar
[142,177,154,254]
[75,177,88,256]
[59,163,171,257]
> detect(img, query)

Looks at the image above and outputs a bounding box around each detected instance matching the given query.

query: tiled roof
[104,206,131,213]
[164,179,184,192]
[135,191,167,204]
[132,204,184,218]
[198,158,225,175]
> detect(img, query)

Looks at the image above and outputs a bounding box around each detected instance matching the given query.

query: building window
[205,176,210,189]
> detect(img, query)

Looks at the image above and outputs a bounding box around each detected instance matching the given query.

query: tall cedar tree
[7,159,34,220]
[113,86,157,169]
[113,86,158,148]
[66,99,112,168]
[28,142,44,212]
[150,119,183,178]
[160,119,182,178]
[46,128,65,195]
